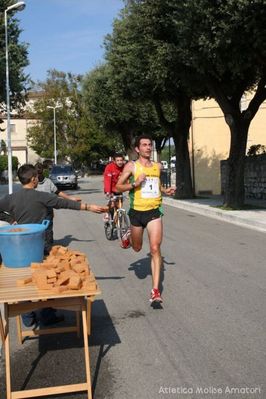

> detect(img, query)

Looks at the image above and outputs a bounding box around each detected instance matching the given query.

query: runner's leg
[130,225,144,252]
[146,218,163,289]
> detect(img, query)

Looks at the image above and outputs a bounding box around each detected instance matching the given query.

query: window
[10,124,16,134]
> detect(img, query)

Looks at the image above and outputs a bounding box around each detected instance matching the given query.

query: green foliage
[26,70,121,166]
[0,140,7,154]
[247,144,266,156]
[0,1,29,118]
[160,144,175,162]
[0,155,18,173]
[82,64,162,156]
[118,0,266,206]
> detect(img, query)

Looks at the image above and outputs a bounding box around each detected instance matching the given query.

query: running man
[116,135,176,304]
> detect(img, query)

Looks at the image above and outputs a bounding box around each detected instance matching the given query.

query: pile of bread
[16,245,97,293]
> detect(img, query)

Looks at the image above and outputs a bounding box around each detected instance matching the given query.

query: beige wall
[1,117,39,166]
[189,97,266,195]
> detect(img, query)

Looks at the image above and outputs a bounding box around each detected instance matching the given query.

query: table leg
[86,299,92,336]
[4,303,11,399]
[81,300,92,399]
[0,310,5,344]
[76,311,80,338]
[16,316,23,345]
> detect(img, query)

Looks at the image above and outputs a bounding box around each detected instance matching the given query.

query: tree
[149,0,266,207]
[0,0,29,121]
[82,64,163,159]
[0,154,18,174]
[26,70,118,166]
[104,3,200,198]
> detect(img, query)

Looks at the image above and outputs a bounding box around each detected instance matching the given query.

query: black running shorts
[128,208,162,228]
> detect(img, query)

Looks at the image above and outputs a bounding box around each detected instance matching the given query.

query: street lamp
[47,104,62,165]
[4,1,26,194]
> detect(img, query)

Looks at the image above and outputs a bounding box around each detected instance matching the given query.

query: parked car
[49,164,78,189]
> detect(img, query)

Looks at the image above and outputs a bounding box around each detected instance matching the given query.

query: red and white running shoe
[120,229,131,249]
[150,288,163,303]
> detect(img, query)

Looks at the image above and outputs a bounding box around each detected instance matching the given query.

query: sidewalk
[163,195,266,233]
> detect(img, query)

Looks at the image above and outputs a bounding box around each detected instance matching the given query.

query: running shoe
[120,228,131,249]
[150,288,163,303]
[103,212,110,222]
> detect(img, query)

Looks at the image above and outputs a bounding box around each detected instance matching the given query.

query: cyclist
[103,153,125,220]
[116,135,176,304]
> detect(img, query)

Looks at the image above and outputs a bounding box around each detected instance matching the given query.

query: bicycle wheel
[104,219,115,240]
[117,210,130,241]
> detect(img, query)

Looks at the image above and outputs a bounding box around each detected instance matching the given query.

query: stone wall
[220,154,266,200]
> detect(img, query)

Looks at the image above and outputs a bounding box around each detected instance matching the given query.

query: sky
[19,0,124,83]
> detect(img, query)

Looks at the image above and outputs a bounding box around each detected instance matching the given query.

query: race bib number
[141,177,160,198]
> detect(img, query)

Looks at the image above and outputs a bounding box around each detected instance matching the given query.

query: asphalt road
[0,176,265,399]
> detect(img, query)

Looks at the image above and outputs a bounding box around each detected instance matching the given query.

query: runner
[103,153,125,220]
[116,135,176,304]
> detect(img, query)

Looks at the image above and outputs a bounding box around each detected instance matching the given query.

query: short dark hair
[18,164,37,185]
[134,134,153,148]
[113,153,124,159]
[35,162,44,174]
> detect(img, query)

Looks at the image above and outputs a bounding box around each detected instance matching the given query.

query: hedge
[0,155,19,174]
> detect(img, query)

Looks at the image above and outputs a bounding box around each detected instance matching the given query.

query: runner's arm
[161,186,176,196]
[115,162,136,192]
[116,162,146,192]
[115,163,133,192]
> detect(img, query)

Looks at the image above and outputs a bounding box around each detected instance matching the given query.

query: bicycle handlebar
[107,194,124,202]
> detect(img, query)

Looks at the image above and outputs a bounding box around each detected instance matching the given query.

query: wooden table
[0,265,101,399]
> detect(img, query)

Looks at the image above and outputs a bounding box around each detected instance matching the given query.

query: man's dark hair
[18,164,37,185]
[134,134,153,148]
[35,162,44,174]
[113,153,124,159]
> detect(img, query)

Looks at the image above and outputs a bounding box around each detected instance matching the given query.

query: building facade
[189,97,266,195]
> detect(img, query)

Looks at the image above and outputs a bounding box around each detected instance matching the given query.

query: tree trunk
[153,94,193,198]
[173,129,193,198]
[121,128,136,160]
[173,95,193,198]
[224,116,250,208]
[154,136,167,162]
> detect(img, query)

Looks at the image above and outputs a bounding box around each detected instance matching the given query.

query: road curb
[163,197,266,233]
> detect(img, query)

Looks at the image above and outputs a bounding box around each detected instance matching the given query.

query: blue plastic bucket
[0,220,49,268]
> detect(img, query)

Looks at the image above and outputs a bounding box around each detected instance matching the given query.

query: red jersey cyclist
[103,153,125,220]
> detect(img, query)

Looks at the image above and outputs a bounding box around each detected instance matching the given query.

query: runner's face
[136,139,152,159]
[114,157,124,167]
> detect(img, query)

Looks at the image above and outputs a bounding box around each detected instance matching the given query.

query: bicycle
[103,194,130,244]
